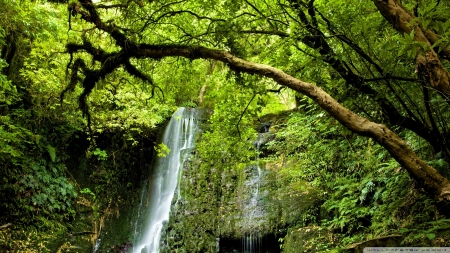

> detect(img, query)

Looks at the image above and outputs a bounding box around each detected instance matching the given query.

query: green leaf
[426,233,436,240]
[46,144,56,162]
[413,234,423,239]
[398,228,409,233]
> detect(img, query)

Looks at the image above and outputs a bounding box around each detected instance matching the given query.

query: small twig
[70,231,96,236]
[364,75,423,83]
[267,86,285,93]
[0,223,12,230]
[236,93,257,140]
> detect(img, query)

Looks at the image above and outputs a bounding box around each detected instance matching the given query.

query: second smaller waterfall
[240,131,269,253]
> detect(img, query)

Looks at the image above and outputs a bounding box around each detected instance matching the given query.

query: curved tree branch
[139,44,450,198]
[66,0,450,200]
[285,0,442,152]
[87,43,450,200]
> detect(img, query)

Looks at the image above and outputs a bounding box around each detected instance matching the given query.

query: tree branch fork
[65,0,450,201]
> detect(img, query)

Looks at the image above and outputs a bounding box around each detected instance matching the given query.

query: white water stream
[241,133,266,253]
[132,108,200,253]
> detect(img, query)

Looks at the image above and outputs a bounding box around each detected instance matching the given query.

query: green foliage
[0,120,79,221]
[1,0,450,251]
[26,161,77,213]
[0,2,85,251]
[80,187,95,197]
[399,218,450,242]
[92,148,107,161]
[0,226,67,252]
[397,30,430,58]
[196,74,262,170]
[155,142,170,157]
[0,59,19,105]
[264,105,448,247]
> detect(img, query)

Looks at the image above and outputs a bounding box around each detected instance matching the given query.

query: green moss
[282,226,338,253]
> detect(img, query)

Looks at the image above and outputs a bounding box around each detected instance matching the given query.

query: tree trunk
[372,0,450,98]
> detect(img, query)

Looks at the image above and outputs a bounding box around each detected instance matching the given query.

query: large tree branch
[372,0,450,98]
[313,7,448,154]
[145,45,450,198]
[285,0,442,152]
[69,0,130,48]
[67,0,450,200]
[68,42,450,200]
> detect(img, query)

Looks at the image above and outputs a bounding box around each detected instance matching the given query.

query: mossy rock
[432,229,450,246]
[344,235,403,253]
[282,226,337,253]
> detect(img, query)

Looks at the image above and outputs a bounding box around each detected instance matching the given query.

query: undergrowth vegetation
[261,99,450,249]
[2,0,450,252]
[0,1,165,251]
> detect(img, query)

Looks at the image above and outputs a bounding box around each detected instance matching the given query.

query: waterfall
[132,107,200,253]
[240,131,267,253]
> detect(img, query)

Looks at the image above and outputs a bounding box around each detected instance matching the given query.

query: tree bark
[132,45,450,200]
[372,0,450,98]
[68,0,450,201]
[288,1,442,154]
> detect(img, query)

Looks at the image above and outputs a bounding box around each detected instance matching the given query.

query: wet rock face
[253,133,275,152]
[236,165,267,232]
[111,242,132,253]
[157,112,323,253]
[258,122,272,133]
[160,135,283,253]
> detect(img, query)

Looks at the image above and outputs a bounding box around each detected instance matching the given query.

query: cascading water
[240,131,267,253]
[131,108,200,253]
